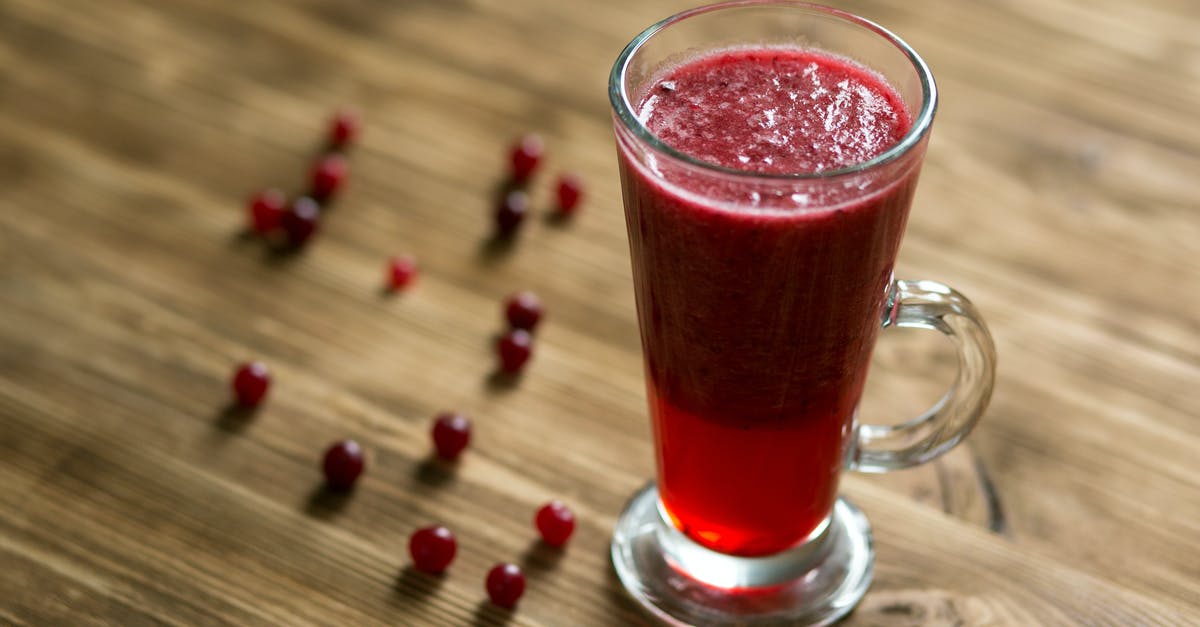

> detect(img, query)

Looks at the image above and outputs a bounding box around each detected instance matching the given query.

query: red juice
[616,48,920,556]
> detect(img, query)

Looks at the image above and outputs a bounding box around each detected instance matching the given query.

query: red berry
[310,153,348,201]
[497,329,533,374]
[495,190,529,236]
[505,292,543,332]
[432,412,471,460]
[322,439,365,491]
[329,107,361,148]
[509,135,544,183]
[231,361,271,408]
[387,255,418,291]
[535,500,576,547]
[281,196,321,247]
[485,563,526,609]
[555,173,584,215]
[248,189,286,235]
[409,526,457,574]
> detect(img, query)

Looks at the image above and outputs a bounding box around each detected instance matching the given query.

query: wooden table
[2,0,1197,624]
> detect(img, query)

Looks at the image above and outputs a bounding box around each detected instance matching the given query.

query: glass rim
[608,0,937,181]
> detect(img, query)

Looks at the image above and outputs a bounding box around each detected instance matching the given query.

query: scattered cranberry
[322,439,365,491]
[505,292,543,332]
[535,500,576,547]
[555,173,585,216]
[432,412,471,460]
[497,329,533,374]
[231,361,271,408]
[248,189,286,235]
[485,563,526,609]
[281,196,321,247]
[310,153,348,201]
[495,190,529,236]
[409,525,457,574]
[329,107,361,148]
[387,255,418,291]
[509,134,544,183]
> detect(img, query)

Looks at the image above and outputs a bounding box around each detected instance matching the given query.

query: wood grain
[1,0,1198,625]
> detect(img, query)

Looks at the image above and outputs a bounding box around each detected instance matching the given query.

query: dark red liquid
[617,48,921,556]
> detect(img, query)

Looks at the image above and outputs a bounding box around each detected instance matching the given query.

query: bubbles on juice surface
[637,48,909,176]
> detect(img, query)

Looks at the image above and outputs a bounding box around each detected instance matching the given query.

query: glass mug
[607,2,996,624]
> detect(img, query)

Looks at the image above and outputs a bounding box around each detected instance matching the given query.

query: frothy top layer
[637,48,911,175]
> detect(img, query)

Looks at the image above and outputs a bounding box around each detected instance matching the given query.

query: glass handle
[850,279,997,473]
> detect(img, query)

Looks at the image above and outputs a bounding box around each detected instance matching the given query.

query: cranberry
[329,107,361,148]
[555,173,584,216]
[535,500,576,547]
[310,153,348,201]
[509,134,544,183]
[432,412,471,460]
[495,190,529,236]
[505,292,543,332]
[497,329,533,374]
[231,361,271,408]
[248,189,286,235]
[281,196,321,247]
[409,525,457,574]
[322,439,365,491]
[485,563,526,609]
[387,255,418,291]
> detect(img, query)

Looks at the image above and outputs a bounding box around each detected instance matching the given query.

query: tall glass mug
[608,2,996,624]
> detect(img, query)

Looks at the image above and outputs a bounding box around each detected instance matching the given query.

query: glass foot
[611,483,874,626]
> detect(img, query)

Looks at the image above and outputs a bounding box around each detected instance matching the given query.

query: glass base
[611,483,874,626]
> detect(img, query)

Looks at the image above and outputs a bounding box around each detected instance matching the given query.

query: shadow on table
[518,539,565,575]
[394,564,445,597]
[213,403,258,434]
[377,283,405,299]
[304,483,353,519]
[261,242,308,266]
[413,455,457,490]
[225,226,324,268]
[476,234,518,265]
[470,599,514,627]
[542,210,573,228]
[228,228,259,247]
[484,368,523,394]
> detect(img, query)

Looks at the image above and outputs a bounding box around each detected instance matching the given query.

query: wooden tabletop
[2,0,1198,625]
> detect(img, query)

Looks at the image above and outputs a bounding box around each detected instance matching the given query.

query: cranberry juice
[616,48,920,556]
